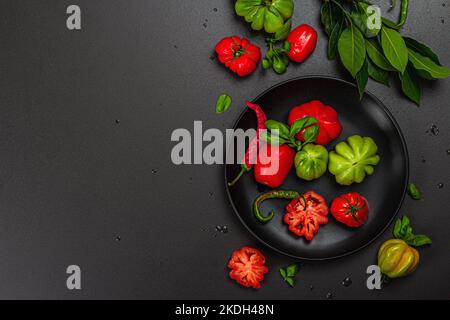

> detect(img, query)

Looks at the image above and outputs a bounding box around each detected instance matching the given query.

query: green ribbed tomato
[235,0,294,34]
[294,144,328,181]
[328,135,380,185]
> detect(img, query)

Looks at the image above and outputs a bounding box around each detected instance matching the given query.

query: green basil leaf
[404,37,441,65]
[283,41,291,52]
[261,131,287,146]
[399,65,421,105]
[380,27,408,73]
[338,24,366,77]
[265,120,290,139]
[328,18,344,60]
[279,268,287,279]
[393,218,402,238]
[356,58,369,99]
[215,94,232,113]
[285,277,295,287]
[272,55,287,74]
[289,117,318,139]
[368,58,390,86]
[400,215,411,234]
[409,235,433,247]
[366,38,395,71]
[302,124,319,144]
[407,183,422,200]
[408,49,450,79]
[286,264,298,277]
[274,19,292,41]
[321,1,342,37]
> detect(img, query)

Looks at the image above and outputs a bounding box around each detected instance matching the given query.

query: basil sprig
[407,183,421,200]
[262,116,319,150]
[320,0,450,105]
[215,94,232,113]
[262,27,292,75]
[279,264,299,287]
[393,215,432,247]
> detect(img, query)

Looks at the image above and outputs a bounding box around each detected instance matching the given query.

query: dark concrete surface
[0,0,448,299]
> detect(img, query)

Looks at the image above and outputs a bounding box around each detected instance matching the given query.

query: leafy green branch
[320,0,450,105]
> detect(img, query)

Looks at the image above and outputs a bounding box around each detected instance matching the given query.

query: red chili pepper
[288,100,342,145]
[228,102,267,187]
[286,24,318,63]
[254,143,295,189]
[215,36,261,77]
[331,192,369,227]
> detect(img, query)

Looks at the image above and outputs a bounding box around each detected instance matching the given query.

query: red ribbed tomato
[228,247,268,289]
[288,100,342,145]
[283,191,329,241]
[331,192,369,227]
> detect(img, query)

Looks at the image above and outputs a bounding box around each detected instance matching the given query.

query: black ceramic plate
[225,76,408,260]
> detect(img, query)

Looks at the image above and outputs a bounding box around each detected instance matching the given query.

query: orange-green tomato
[377,239,420,279]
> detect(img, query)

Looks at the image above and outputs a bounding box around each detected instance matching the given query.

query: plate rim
[224,75,410,261]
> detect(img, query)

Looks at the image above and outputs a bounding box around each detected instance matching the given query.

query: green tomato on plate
[328,135,380,186]
[295,144,328,181]
[235,0,294,34]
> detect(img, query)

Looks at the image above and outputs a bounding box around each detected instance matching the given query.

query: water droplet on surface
[209,192,214,197]
[441,18,445,24]
[213,8,218,12]
[426,124,439,136]
[115,119,120,124]
[309,285,314,291]
[446,149,450,155]
[215,225,229,233]
[438,183,444,189]
[421,158,426,163]
[326,292,333,299]
[115,236,121,242]
[203,23,207,28]
[151,169,157,174]
[342,277,352,287]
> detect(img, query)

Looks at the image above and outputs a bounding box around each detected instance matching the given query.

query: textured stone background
[0,0,448,299]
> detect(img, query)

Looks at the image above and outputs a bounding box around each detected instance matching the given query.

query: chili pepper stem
[228,166,248,187]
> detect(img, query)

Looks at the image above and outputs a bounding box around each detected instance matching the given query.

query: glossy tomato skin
[228,247,269,289]
[283,191,329,240]
[254,143,295,188]
[331,192,369,227]
[288,100,342,145]
[287,24,318,63]
[215,36,261,77]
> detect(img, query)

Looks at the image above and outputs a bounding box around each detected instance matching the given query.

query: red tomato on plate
[283,191,329,241]
[331,192,369,227]
[288,100,342,145]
